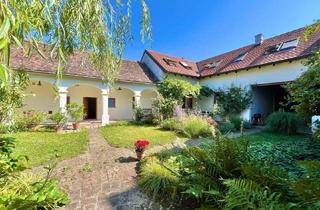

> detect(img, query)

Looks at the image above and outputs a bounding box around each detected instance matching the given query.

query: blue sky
[123,0,320,61]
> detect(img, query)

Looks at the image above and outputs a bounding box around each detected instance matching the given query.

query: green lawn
[100,121,184,148]
[4,129,89,167]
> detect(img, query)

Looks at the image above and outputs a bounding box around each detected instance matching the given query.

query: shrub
[17,111,47,130]
[50,112,68,126]
[138,157,180,197]
[229,116,242,131]
[219,121,235,134]
[266,112,302,135]
[180,115,212,138]
[133,106,144,122]
[216,85,252,117]
[160,118,179,131]
[67,103,84,122]
[0,137,68,209]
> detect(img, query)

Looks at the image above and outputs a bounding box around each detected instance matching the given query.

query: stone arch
[108,87,135,120]
[141,89,158,109]
[23,80,59,114]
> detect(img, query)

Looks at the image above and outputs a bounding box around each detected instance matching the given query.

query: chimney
[255,33,264,45]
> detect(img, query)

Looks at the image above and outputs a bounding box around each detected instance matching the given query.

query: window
[163,58,177,66]
[67,96,70,105]
[108,98,116,108]
[233,52,248,62]
[204,60,223,69]
[179,61,192,69]
[279,39,299,50]
[182,97,193,109]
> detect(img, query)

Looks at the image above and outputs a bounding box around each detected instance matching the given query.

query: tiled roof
[145,50,199,77]
[10,46,157,84]
[146,25,320,78]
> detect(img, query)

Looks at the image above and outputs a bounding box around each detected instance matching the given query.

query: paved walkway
[54,128,158,210]
[51,126,263,209]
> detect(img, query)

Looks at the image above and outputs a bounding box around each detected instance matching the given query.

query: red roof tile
[146,26,320,78]
[10,47,157,84]
[145,50,199,77]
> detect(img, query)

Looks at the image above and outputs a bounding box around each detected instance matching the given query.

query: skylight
[233,52,248,62]
[279,39,299,50]
[179,61,192,69]
[204,60,222,69]
[163,58,177,66]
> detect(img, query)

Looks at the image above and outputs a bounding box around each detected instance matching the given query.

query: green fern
[223,179,285,210]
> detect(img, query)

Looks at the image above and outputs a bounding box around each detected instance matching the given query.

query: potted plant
[67,102,84,130]
[50,112,67,133]
[134,139,150,160]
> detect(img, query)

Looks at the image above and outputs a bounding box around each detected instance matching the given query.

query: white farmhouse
[10,25,320,125]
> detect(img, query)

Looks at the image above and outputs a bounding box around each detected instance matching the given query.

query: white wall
[199,60,307,120]
[141,89,157,109]
[23,81,59,114]
[141,53,164,81]
[108,88,134,120]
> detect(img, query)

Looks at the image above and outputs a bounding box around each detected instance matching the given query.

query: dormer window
[265,38,299,54]
[204,60,223,69]
[279,39,299,51]
[233,52,248,62]
[163,58,177,66]
[179,61,192,69]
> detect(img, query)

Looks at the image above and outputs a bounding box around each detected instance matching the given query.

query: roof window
[204,60,223,69]
[279,39,299,50]
[163,58,177,66]
[179,61,192,69]
[233,52,248,62]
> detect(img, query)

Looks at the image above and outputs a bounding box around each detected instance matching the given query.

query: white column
[101,88,110,126]
[134,91,142,108]
[58,86,68,113]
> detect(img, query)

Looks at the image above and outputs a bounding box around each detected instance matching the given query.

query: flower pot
[136,151,143,160]
[72,122,80,130]
[55,125,64,133]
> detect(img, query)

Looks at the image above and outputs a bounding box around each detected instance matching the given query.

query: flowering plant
[134,140,150,153]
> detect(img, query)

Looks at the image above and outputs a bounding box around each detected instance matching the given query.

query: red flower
[134,139,150,152]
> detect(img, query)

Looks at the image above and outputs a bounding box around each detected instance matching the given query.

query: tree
[286,19,320,119]
[0,0,151,86]
[158,78,201,103]
[216,85,252,116]
[0,70,29,123]
[286,51,320,118]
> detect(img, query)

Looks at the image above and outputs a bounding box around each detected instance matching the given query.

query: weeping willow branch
[0,0,152,86]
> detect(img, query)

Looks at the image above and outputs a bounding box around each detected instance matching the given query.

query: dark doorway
[251,83,293,120]
[83,97,97,120]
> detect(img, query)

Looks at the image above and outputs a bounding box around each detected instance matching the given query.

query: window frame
[108,98,116,108]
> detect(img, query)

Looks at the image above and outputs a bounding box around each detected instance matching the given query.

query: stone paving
[51,126,263,209]
[53,128,158,210]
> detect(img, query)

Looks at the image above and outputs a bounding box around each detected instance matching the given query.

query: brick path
[54,128,159,210]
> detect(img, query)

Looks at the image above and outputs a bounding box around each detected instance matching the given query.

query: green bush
[0,137,68,209]
[138,157,180,197]
[16,111,47,130]
[50,112,68,126]
[133,107,144,122]
[266,112,302,135]
[229,116,242,131]
[160,118,179,131]
[219,121,235,134]
[180,115,212,138]
[67,103,84,122]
